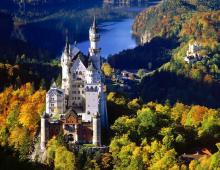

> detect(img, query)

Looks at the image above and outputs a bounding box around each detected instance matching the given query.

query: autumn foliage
[0,83,45,158]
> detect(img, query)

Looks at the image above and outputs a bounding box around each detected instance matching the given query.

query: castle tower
[40,113,47,151]
[89,16,101,70]
[61,37,71,95]
[86,62,101,84]
[92,112,101,146]
[84,84,99,122]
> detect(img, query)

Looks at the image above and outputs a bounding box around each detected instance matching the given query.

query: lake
[0,1,158,60]
[78,19,137,58]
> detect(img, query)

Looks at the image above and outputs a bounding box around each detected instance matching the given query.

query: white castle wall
[46,88,65,117]
[85,84,99,122]
[69,58,87,108]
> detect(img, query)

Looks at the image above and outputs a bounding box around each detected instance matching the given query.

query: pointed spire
[51,82,57,88]
[74,41,77,47]
[65,35,70,54]
[91,15,98,33]
[88,62,96,71]
[93,15,97,28]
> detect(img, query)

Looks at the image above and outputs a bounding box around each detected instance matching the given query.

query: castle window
[78,97,80,100]
[78,85,80,87]
[82,91,84,94]
[51,104,54,107]
[51,98,54,101]
[79,71,82,75]
[78,91,80,94]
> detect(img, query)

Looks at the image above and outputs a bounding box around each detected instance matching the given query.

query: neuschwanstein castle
[40,18,108,151]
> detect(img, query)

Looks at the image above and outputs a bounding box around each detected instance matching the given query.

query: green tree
[149,141,178,170]
[54,146,76,170]
[46,138,59,165]
[56,73,62,88]
[127,98,141,112]
[137,108,157,131]
[137,69,145,79]
[111,116,138,137]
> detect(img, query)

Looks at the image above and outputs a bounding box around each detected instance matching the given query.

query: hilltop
[108,0,220,107]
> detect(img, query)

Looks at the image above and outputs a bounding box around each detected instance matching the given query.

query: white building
[41,17,108,150]
[184,42,203,64]
[186,42,200,57]
[46,83,65,117]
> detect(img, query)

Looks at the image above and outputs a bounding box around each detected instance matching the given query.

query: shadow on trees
[108,37,179,70]
[140,71,220,108]
[0,146,51,170]
[0,62,60,92]
[0,12,62,64]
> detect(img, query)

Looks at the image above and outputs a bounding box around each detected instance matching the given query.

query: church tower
[89,16,101,70]
[61,38,71,95]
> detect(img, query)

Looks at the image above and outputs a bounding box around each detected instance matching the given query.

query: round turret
[40,112,47,151]
[89,16,101,57]
[92,112,101,146]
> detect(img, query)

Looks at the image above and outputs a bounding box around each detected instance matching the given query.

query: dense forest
[0,0,220,169]
[1,87,219,169]
[109,0,220,107]
[106,0,220,168]
[134,0,220,108]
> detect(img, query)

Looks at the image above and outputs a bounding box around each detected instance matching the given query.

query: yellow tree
[54,146,76,170]
[102,63,113,77]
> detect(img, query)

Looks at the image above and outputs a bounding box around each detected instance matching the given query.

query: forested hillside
[108,37,177,70]
[108,0,220,107]
[105,1,220,168]
[107,96,220,169]
[133,0,220,39]
[110,0,220,71]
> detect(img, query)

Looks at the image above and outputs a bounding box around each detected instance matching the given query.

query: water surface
[78,19,137,58]
[0,1,158,59]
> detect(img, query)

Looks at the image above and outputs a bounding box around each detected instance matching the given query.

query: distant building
[40,17,108,151]
[141,31,151,45]
[184,42,203,64]
[121,70,130,78]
